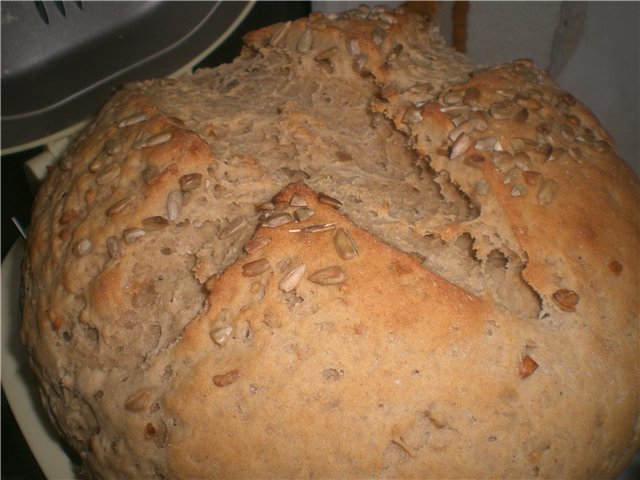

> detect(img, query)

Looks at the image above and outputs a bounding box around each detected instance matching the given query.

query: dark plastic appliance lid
[1,1,254,153]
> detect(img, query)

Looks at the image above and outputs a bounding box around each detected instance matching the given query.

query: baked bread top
[21,5,639,479]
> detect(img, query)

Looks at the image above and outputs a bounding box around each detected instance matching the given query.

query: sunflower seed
[594,140,612,153]
[73,239,92,257]
[408,252,426,264]
[346,38,361,56]
[145,420,168,448]
[124,388,154,412]
[559,124,575,141]
[242,258,270,277]
[210,325,233,346]
[450,133,472,159]
[244,236,272,254]
[510,184,527,197]
[568,147,582,161]
[515,94,542,111]
[179,173,202,192]
[123,228,146,244]
[279,264,306,292]
[513,152,532,171]
[103,139,121,156]
[537,178,559,206]
[289,194,307,207]
[107,236,122,259]
[490,100,518,120]
[514,108,529,123]
[463,87,481,106]
[536,123,552,135]
[318,192,342,208]
[464,153,485,168]
[403,106,423,125]
[88,156,105,172]
[308,265,347,285]
[167,191,182,221]
[510,138,525,152]
[257,202,275,212]
[558,93,577,106]
[440,105,471,116]
[315,47,337,61]
[96,164,121,185]
[219,216,248,239]
[442,90,465,106]
[496,89,517,99]
[270,20,291,47]
[134,131,172,150]
[213,369,240,387]
[519,355,539,379]
[297,29,313,53]
[118,112,147,128]
[107,196,134,217]
[293,207,315,222]
[142,216,169,231]
[59,155,73,171]
[548,148,566,162]
[262,212,293,228]
[493,151,514,173]
[334,228,359,259]
[59,209,77,225]
[371,26,386,45]
[379,11,397,24]
[552,288,579,312]
[475,136,497,151]
[322,368,342,381]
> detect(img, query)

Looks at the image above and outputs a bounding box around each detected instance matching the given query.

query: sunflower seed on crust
[219,216,248,239]
[73,239,92,257]
[123,228,146,244]
[117,112,147,128]
[318,192,342,208]
[244,237,272,254]
[107,236,122,259]
[297,29,313,53]
[552,288,579,311]
[142,216,169,231]
[96,164,121,185]
[133,131,172,150]
[537,179,559,206]
[279,264,306,292]
[294,207,315,222]
[179,173,202,192]
[289,194,308,207]
[213,369,240,387]
[450,133,473,159]
[210,325,233,346]
[167,191,182,221]
[334,228,359,259]
[308,265,347,285]
[262,213,294,228]
[270,20,291,47]
[242,258,271,277]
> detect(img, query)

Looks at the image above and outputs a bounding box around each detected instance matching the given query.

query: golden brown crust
[21,5,639,479]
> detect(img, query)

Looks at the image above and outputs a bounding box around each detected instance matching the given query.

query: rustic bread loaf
[21,5,639,479]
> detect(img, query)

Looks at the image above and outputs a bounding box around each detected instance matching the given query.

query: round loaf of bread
[21,6,639,479]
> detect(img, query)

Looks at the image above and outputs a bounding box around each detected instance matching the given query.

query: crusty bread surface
[21,5,639,479]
